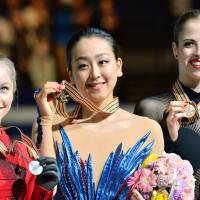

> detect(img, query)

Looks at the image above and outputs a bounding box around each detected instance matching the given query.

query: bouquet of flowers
[127,153,195,200]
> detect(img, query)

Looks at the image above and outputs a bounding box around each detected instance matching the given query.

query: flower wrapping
[127,153,195,200]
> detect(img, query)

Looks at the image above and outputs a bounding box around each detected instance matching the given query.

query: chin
[89,95,106,104]
[188,74,200,83]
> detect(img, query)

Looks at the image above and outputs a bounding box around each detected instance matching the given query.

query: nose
[195,44,200,56]
[89,64,101,79]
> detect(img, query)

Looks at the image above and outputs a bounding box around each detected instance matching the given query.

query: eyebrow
[75,53,109,62]
[183,38,195,41]
[0,82,10,86]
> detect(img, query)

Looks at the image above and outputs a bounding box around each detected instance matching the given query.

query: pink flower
[128,168,157,193]
[128,153,195,200]
[153,156,177,187]
[176,160,194,179]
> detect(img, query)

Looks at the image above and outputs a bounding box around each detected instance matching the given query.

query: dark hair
[173,9,200,44]
[66,27,119,71]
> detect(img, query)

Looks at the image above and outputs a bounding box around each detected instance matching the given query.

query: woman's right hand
[34,82,65,117]
[165,101,187,142]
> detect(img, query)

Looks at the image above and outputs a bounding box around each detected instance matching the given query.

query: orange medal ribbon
[56,80,119,118]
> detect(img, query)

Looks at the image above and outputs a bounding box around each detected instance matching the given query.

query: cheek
[72,74,87,92]
[104,67,118,80]
[5,93,13,107]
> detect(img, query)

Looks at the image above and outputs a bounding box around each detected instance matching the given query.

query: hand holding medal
[172,80,199,125]
[183,102,196,119]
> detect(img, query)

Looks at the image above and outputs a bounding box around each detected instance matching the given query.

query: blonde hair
[0,55,16,92]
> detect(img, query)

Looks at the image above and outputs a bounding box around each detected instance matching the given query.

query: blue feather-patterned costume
[54,127,154,200]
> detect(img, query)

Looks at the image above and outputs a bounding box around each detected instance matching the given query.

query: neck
[81,97,118,121]
[179,77,200,93]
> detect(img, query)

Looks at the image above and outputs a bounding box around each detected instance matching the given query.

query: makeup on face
[0,66,14,122]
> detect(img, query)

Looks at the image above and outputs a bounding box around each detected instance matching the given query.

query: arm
[32,185,53,200]
[33,82,64,157]
[32,157,59,200]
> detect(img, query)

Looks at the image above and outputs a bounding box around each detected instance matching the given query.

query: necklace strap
[56,80,119,118]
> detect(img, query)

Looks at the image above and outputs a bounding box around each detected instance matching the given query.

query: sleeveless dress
[54,128,153,200]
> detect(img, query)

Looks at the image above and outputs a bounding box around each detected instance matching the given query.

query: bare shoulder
[118,108,164,154]
[118,108,161,126]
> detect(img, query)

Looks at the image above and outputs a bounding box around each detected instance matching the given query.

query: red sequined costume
[0,127,53,200]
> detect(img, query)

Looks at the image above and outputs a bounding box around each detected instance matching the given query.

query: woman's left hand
[34,82,65,118]
[165,101,187,141]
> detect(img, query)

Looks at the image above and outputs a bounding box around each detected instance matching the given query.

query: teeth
[191,62,200,66]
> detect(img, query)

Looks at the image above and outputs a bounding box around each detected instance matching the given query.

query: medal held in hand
[29,160,43,175]
[56,80,70,103]
[57,90,70,103]
[183,103,196,118]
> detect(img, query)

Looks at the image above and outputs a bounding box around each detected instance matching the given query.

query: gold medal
[184,103,196,118]
[57,90,70,103]
[56,80,70,103]
[197,102,200,116]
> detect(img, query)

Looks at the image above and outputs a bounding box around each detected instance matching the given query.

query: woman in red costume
[0,55,59,199]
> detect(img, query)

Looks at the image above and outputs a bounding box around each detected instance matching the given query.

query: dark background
[1,0,199,136]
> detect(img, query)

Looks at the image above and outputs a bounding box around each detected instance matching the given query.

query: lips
[87,82,105,90]
[190,59,200,69]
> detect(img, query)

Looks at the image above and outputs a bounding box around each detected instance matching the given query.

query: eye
[184,41,194,48]
[77,63,88,70]
[0,86,9,93]
[99,60,109,65]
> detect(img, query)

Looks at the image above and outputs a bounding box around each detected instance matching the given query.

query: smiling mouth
[190,61,200,69]
[88,82,105,87]
[86,83,106,91]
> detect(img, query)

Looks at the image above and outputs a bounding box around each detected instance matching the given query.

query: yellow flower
[155,189,168,200]
[141,153,158,168]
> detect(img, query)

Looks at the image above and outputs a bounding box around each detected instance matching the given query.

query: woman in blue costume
[33,27,164,199]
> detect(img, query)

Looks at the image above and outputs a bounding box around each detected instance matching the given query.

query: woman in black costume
[134,9,200,199]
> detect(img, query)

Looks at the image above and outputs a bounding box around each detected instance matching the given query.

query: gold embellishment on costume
[2,126,40,160]
[172,80,199,125]
[56,80,119,118]
[0,140,8,157]
[15,141,39,160]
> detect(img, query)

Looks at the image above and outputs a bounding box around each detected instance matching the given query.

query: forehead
[72,36,113,57]
[0,64,12,81]
[180,17,200,39]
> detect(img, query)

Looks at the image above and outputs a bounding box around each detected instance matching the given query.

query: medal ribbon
[172,80,199,124]
[0,127,39,159]
[56,80,119,118]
